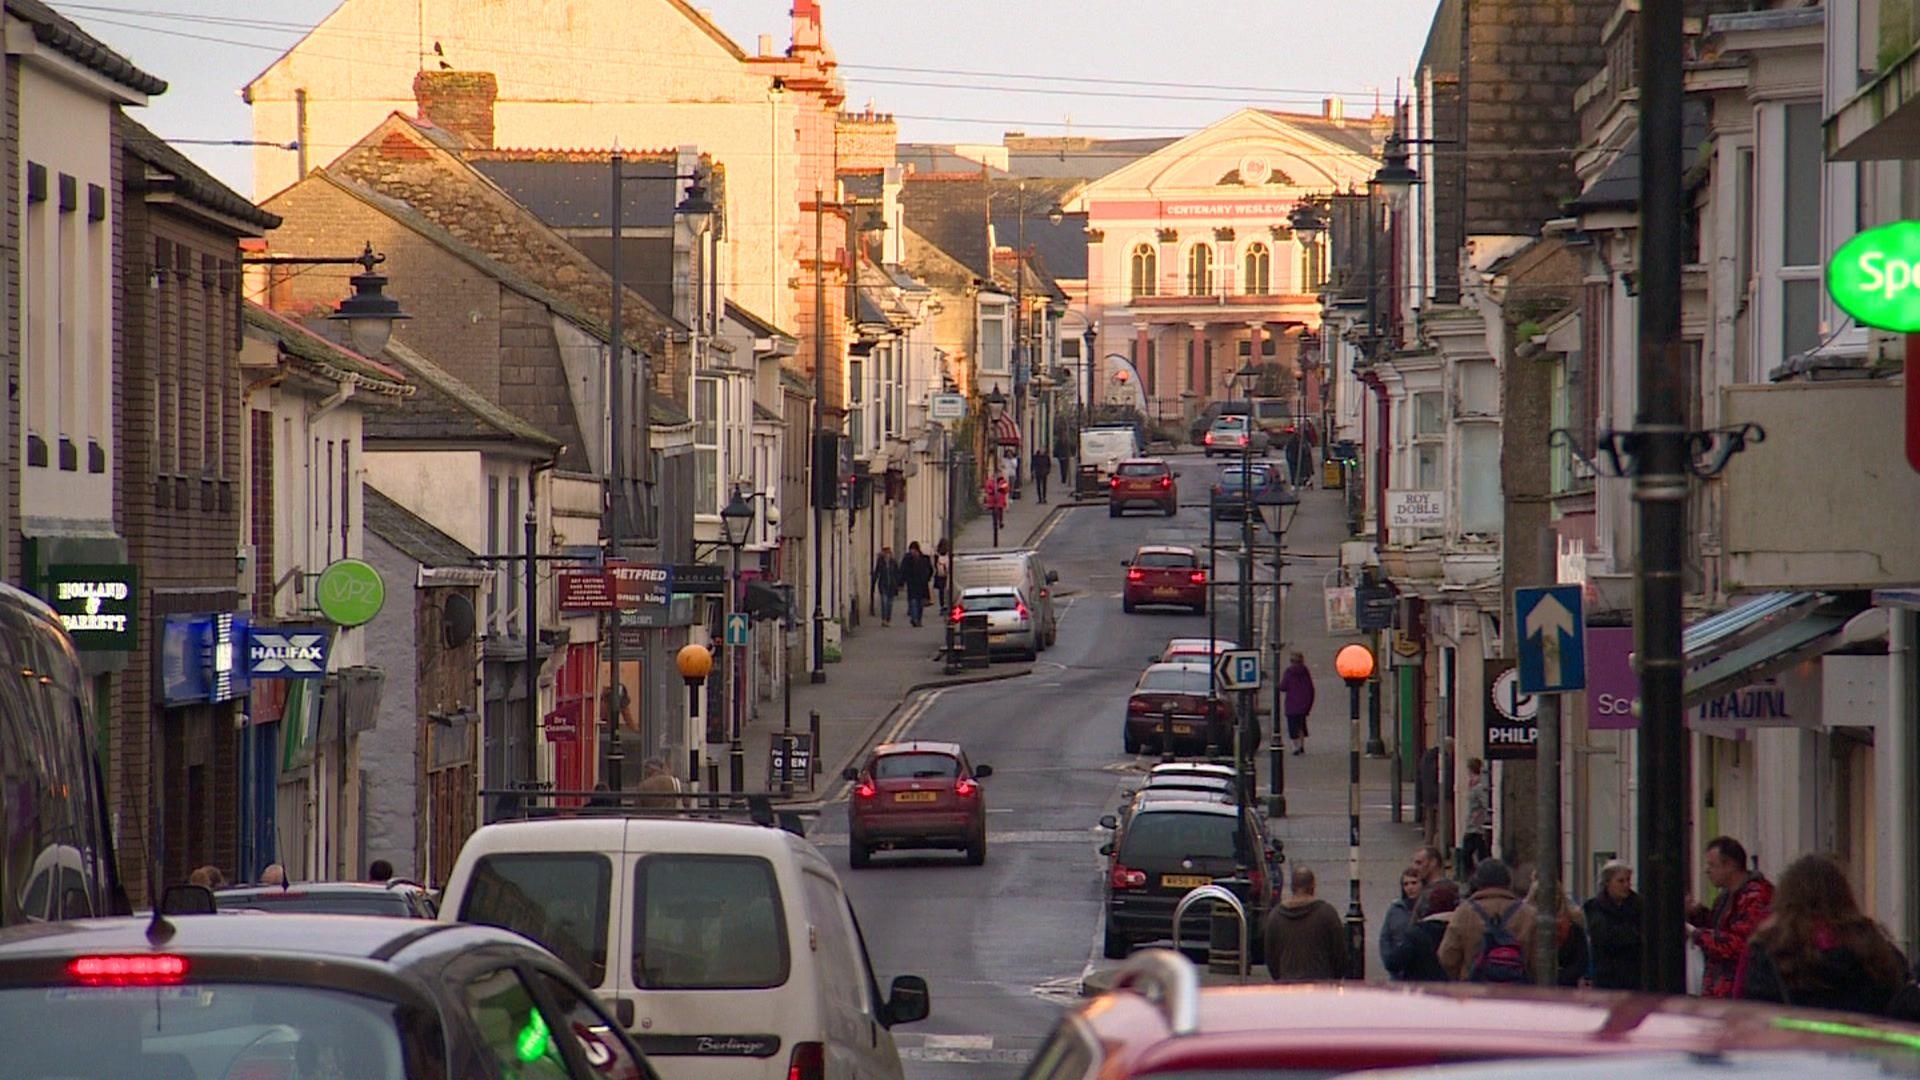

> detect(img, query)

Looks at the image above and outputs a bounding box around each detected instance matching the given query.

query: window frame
[1129,242,1157,300]
[695,376,720,516]
[1185,243,1214,297]
[1242,241,1271,295]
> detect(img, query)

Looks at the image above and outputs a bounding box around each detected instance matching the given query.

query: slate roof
[365,338,563,451]
[725,300,795,341]
[897,145,1006,177]
[987,179,1088,280]
[364,487,477,569]
[119,115,281,231]
[902,174,991,280]
[1005,136,1176,180]
[470,158,679,230]
[1256,110,1383,157]
[242,303,413,397]
[1570,101,1710,211]
[6,0,165,95]
[1418,0,1464,75]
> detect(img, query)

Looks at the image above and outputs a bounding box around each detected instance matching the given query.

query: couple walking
[870,541,941,627]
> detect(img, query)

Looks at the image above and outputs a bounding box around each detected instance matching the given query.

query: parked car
[1158,637,1237,663]
[950,585,1039,660]
[1123,661,1231,754]
[1108,459,1178,517]
[442,809,930,1079]
[1202,415,1265,457]
[842,741,993,868]
[1209,460,1284,519]
[1023,950,1920,1079]
[1147,761,1238,784]
[214,880,437,918]
[1123,545,1206,614]
[1097,800,1276,960]
[0,912,658,1078]
[951,550,1059,648]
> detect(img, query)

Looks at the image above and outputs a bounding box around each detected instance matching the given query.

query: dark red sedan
[843,741,993,868]
[1109,459,1178,517]
[1123,545,1206,614]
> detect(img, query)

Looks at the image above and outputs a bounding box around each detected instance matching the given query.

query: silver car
[951,585,1038,660]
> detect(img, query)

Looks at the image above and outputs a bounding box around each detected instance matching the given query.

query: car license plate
[894,791,937,803]
[1153,587,1177,597]
[1172,724,1193,734]
[1162,874,1211,889]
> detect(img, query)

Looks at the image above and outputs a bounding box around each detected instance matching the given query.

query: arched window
[1301,237,1326,291]
[1243,242,1271,295]
[1129,243,1157,300]
[1186,244,1213,296]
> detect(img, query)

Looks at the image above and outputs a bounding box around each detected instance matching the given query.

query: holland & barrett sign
[43,564,138,650]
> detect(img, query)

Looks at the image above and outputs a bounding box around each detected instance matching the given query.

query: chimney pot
[413,70,498,150]
[1323,96,1345,124]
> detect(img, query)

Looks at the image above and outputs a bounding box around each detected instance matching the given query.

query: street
[810,453,1417,1076]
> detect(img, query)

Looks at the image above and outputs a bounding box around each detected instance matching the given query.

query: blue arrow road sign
[725,612,750,648]
[1515,585,1586,693]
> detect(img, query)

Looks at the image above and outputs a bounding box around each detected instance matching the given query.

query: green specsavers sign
[1827,221,1920,333]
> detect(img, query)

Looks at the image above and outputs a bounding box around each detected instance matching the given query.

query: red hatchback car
[1109,459,1178,517]
[1124,661,1232,754]
[843,741,993,868]
[1123,545,1207,614]
[1024,950,1920,1079]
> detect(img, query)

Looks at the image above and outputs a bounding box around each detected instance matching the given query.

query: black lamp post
[1336,642,1377,979]
[1257,487,1299,817]
[719,487,758,791]
[1232,365,1262,808]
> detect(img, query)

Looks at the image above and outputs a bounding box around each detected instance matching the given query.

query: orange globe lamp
[1335,643,1376,685]
[676,643,713,684]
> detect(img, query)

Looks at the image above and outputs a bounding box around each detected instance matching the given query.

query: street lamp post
[1233,366,1261,807]
[1336,642,1377,979]
[1257,488,1300,817]
[719,488,758,791]
[676,644,714,789]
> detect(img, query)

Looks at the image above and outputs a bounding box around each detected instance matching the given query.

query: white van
[951,549,1060,648]
[1079,426,1141,484]
[440,814,928,1080]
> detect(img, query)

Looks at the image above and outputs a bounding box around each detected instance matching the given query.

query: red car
[1123,545,1206,614]
[1123,661,1232,754]
[1109,459,1177,517]
[843,740,993,868]
[1026,950,1920,1078]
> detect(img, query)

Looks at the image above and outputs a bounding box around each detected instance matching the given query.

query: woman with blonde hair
[1736,853,1916,1018]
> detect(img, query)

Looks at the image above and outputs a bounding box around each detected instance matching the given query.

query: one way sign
[247,626,332,679]
[1514,586,1585,694]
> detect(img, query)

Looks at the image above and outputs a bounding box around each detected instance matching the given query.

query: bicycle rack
[1171,883,1251,978]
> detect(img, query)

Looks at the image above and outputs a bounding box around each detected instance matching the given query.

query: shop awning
[1682,591,1858,706]
[991,412,1021,446]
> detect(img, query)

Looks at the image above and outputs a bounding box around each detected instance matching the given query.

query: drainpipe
[1891,608,1918,956]
[526,456,559,791]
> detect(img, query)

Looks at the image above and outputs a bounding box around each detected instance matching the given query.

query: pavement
[741,449,1426,1078]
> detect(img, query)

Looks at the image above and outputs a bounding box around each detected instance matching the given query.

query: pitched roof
[363,486,477,568]
[897,145,1006,177]
[242,302,413,398]
[470,157,679,229]
[902,174,991,280]
[5,0,165,95]
[366,338,563,452]
[119,114,280,231]
[726,300,795,342]
[1005,135,1177,180]
[1256,109,1384,158]
[1570,101,1710,211]
[987,179,1088,280]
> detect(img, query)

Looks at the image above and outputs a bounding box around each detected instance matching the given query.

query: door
[800,870,900,1078]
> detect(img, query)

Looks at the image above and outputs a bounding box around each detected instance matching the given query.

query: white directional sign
[1515,584,1587,693]
[1216,649,1261,691]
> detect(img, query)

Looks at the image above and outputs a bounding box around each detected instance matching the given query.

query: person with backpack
[1437,858,1538,983]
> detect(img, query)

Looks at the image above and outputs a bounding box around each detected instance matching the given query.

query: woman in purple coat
[1279,652,1317,755]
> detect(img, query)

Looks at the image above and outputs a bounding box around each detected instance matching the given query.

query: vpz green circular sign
[1828,221,1920,333]
[316,558,385,626]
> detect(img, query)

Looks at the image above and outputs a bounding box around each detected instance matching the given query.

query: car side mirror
[1098,814,1117,831]
[841,766,860,782]
[973,764,993,779]
[1120,560,1131,568]
[1099,842,1115,857]
[883,975,930,1027]
[1046,570,1060,584]
[159,884,216,916]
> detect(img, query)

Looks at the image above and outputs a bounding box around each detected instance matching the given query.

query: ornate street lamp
[1372,134,1420,198]
[719,487,757,549]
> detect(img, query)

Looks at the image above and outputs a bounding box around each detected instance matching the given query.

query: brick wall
[835,109,897,171]
[1426,75,1464,304]
[412,70,497,150]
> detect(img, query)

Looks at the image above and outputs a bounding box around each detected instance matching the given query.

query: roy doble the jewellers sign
[43,564,138,650]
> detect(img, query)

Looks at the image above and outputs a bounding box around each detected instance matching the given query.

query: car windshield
[1212,417,1249,429]
[218,891,411,916]
[1134,552,1196,569]
[874,753,960,780]
[1138,668,1210,693]
[0,983,413,1078]
[1115,462,1166,477]
[963,593,1022,611]
[1118,812,1242,862]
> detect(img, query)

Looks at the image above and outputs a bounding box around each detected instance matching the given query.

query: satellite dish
[442,593,477,648]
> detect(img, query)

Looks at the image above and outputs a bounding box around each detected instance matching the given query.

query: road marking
[1030,975,1084,1005]
[1028,506,1074,549]
[924,1035,993,1051]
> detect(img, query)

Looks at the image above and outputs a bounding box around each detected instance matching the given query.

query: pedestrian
[367,859,393,884]
[260,863,287,887]
[1416,742,1441,846]
[1438,857,1538,983]
[984,476,1009,545]
[1054,436,1072,485]
[1685,835,1774,999]
[870,545,902,626]
[1262,866,1349,982]
[1278,652,1315,755]
[901,542,935,627]
[1387,879,1461,982]
[1461,758,1492,873]
[1736,853,1920,1018]
[188,865,226,890]
[933,539,952,606]
[1584,861,1643,990]
[1527,872,1589,987]
[636,757,683,807]
[1380,867,1423,964]
[1031,447,1052,504]
[1411,844,1448,890]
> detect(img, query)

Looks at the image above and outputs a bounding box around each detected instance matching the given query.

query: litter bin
[959,613,991,669]
[1076,464,1101,498]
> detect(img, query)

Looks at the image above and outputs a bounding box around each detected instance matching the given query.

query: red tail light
[955,777,979,798]
[1189,570,1206,584]
[949,605,964,623]
[1159,475,1172,489]
[855,780,876,799]
[1128,697,1153,713]
[68,955,188,986]
[1126,568,1144,582]
[1015,602,1030,620]
[788,1042,825,1080]
[1110,475,1122,488]
[1110,864,1147,890]
[1204,433,1215,445]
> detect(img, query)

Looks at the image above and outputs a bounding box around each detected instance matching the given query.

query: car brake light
[1128,697,1152,713]
[956,777,979,798]
[1159,475,1172,489]
[855,780,876,799]
[1015,602,1030,620]
[1110,475,1122,488]
[1110,864,1147,890]
[68,955,188,986]
[1126,568,1144,581]
[1204,433,1214,444]
[1190,570,1206,584]
[786,1042,825,1080]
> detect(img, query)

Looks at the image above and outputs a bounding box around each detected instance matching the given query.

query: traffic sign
[1515,585,1586,693]
[929,392,967,422]
[1216,649,1261,691]
[724,612,750,647]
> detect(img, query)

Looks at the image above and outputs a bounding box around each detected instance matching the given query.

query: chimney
[1323,96,1345,124]
[758,33,774,56]
[413,70,498,149]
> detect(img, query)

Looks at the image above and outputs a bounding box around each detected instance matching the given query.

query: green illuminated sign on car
[1827,220,1920,333]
